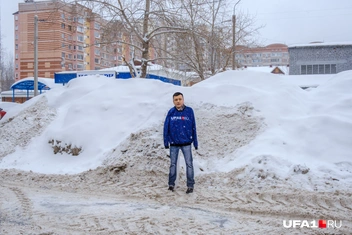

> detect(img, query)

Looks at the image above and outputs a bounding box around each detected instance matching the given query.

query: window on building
[77,35,84,42]
[62,43,65,48]
[15,25,18,31]
[68,25,72,31]
[301,64,337,74]
[16,54,18,59]
[77,54,84,60]
[61,13,65,20]
[45,62,50,68]
[95,58,100,64]
[95,49,100,55]
[325,64,331,74]
[307,65,313,74]
[62,52,65,58]
[15,44,18,50]
[94,31,100,38]
[319,65,324,74]
[15,15,18,21]
[313,65,318,74]
[77,26,84,33]
[62,33,65,39]
[61,23,65,29]
[94,22,100,30]
[77,64,84,69]
[16,34,18,40]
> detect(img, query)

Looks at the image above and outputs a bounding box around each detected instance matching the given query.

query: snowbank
[0,70,351,192]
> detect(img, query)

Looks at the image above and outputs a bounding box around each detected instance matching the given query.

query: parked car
[0,108,6,120]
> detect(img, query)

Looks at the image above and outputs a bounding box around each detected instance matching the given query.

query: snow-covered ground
[0,70,351,234]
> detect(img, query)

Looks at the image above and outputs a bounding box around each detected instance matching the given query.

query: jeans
[168,145,195,188]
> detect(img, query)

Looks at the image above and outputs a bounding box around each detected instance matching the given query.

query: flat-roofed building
[235,43,289,68]
[288,41,352,75]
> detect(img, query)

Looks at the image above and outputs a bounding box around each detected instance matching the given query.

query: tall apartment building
[14,0,133,81]
[235,43,289,68]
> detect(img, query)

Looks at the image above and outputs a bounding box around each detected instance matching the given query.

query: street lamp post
[232,13,236,70]
[34,15,38,97]
[232,0,241,70]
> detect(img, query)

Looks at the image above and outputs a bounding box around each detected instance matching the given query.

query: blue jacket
[163,105,198,149]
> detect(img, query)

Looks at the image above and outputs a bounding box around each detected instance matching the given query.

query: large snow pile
[0,71,351,192]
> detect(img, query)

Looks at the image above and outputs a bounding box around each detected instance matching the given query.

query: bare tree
[63,0,190,78]
[0,52,15,92]
[60,0,263,82]
[161,0,263,80]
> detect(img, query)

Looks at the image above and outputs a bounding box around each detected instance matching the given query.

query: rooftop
[288,41,352,48]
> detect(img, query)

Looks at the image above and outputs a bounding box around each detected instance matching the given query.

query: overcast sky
[1,0,352,57]
[236,0,352,45]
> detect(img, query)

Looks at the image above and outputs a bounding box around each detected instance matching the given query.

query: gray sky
[235,0,352,45]
[1,0,352,57]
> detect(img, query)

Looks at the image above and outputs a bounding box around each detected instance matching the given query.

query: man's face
[173,95,184,109]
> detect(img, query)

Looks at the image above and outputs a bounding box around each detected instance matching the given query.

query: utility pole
[0,0,2,92]
[232,13,236,70]
[34,15,38,96]
[232,0,241,70]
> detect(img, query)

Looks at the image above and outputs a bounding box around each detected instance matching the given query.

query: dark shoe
[186,187,193,194]
[168,186,174,191]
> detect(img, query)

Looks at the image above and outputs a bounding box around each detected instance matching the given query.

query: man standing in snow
[163,92,198,194]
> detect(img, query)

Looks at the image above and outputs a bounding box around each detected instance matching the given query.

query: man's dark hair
[173,92,183,98]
